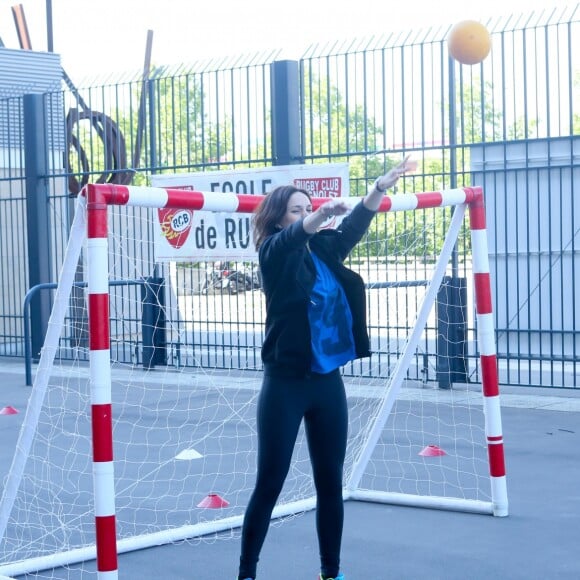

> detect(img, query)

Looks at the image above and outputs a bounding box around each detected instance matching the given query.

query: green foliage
[301,69,481,261]
[150,74,224,170]
[86,63,533,262]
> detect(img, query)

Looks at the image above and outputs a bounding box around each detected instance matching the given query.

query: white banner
[151,163,350,261]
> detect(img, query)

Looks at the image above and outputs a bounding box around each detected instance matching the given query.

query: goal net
[0,184,507,578]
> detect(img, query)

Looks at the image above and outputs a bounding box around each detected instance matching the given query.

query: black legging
[238,369,348,579]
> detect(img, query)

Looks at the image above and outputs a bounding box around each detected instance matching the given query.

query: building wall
[471,137,580,360]
[0,48,64,354]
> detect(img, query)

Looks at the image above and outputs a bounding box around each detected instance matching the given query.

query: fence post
[436,275,469,389]
[141,277,167,369]
[23,93,53,360]
[270,60,301,166]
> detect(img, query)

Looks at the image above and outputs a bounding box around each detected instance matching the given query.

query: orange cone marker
[197,493,230,508]
[419,444,447,457]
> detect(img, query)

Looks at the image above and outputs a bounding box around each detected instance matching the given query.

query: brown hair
[252,185,311,250]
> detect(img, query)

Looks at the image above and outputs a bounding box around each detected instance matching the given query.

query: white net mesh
[0,193,493,578]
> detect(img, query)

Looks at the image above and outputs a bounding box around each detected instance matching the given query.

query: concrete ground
[0,357,578,580]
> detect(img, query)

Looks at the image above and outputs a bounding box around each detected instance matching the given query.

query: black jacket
[259,200,376,378]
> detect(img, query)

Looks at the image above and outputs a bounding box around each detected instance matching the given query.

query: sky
[0,0,574,83]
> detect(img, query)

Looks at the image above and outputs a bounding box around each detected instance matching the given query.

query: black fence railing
[2,7,579,389]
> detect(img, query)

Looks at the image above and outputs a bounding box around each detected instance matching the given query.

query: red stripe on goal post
[473,272,493,314]
[480,355,499,397]
[164,189,206,209]
[377,196,393,212]
[468,186,486,230]
[415,192,443,209]
[88,294,110,351]
[92,404,114,462]
[86,206,109,239]
[487,441,507,477]
[95,515,118,572]
[235,194,262,213]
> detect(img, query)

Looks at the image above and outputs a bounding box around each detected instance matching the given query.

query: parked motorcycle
[242,262,262,291]
[200,262,249,295]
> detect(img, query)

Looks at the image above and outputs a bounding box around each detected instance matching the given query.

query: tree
[149,73,224,171]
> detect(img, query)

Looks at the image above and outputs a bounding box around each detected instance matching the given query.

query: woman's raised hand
[373,155,419,192]
[318,198,350,219]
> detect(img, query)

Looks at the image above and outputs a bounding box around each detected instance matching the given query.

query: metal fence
[1,6,578,389]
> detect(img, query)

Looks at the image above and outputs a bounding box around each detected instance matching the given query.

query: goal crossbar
[84,183,478,212]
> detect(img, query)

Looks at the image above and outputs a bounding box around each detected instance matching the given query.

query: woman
[237,157,417,580]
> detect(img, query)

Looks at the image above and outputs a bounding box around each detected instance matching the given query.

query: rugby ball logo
[158,208,193,249]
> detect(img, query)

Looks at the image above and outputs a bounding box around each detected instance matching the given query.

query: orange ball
[447,20,492,65]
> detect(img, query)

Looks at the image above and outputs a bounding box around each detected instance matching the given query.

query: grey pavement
[0,357,579,580]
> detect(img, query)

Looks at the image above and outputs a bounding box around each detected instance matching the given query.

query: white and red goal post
[82,183,507,575]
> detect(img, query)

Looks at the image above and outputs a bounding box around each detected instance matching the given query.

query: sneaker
[318,574,344,580]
